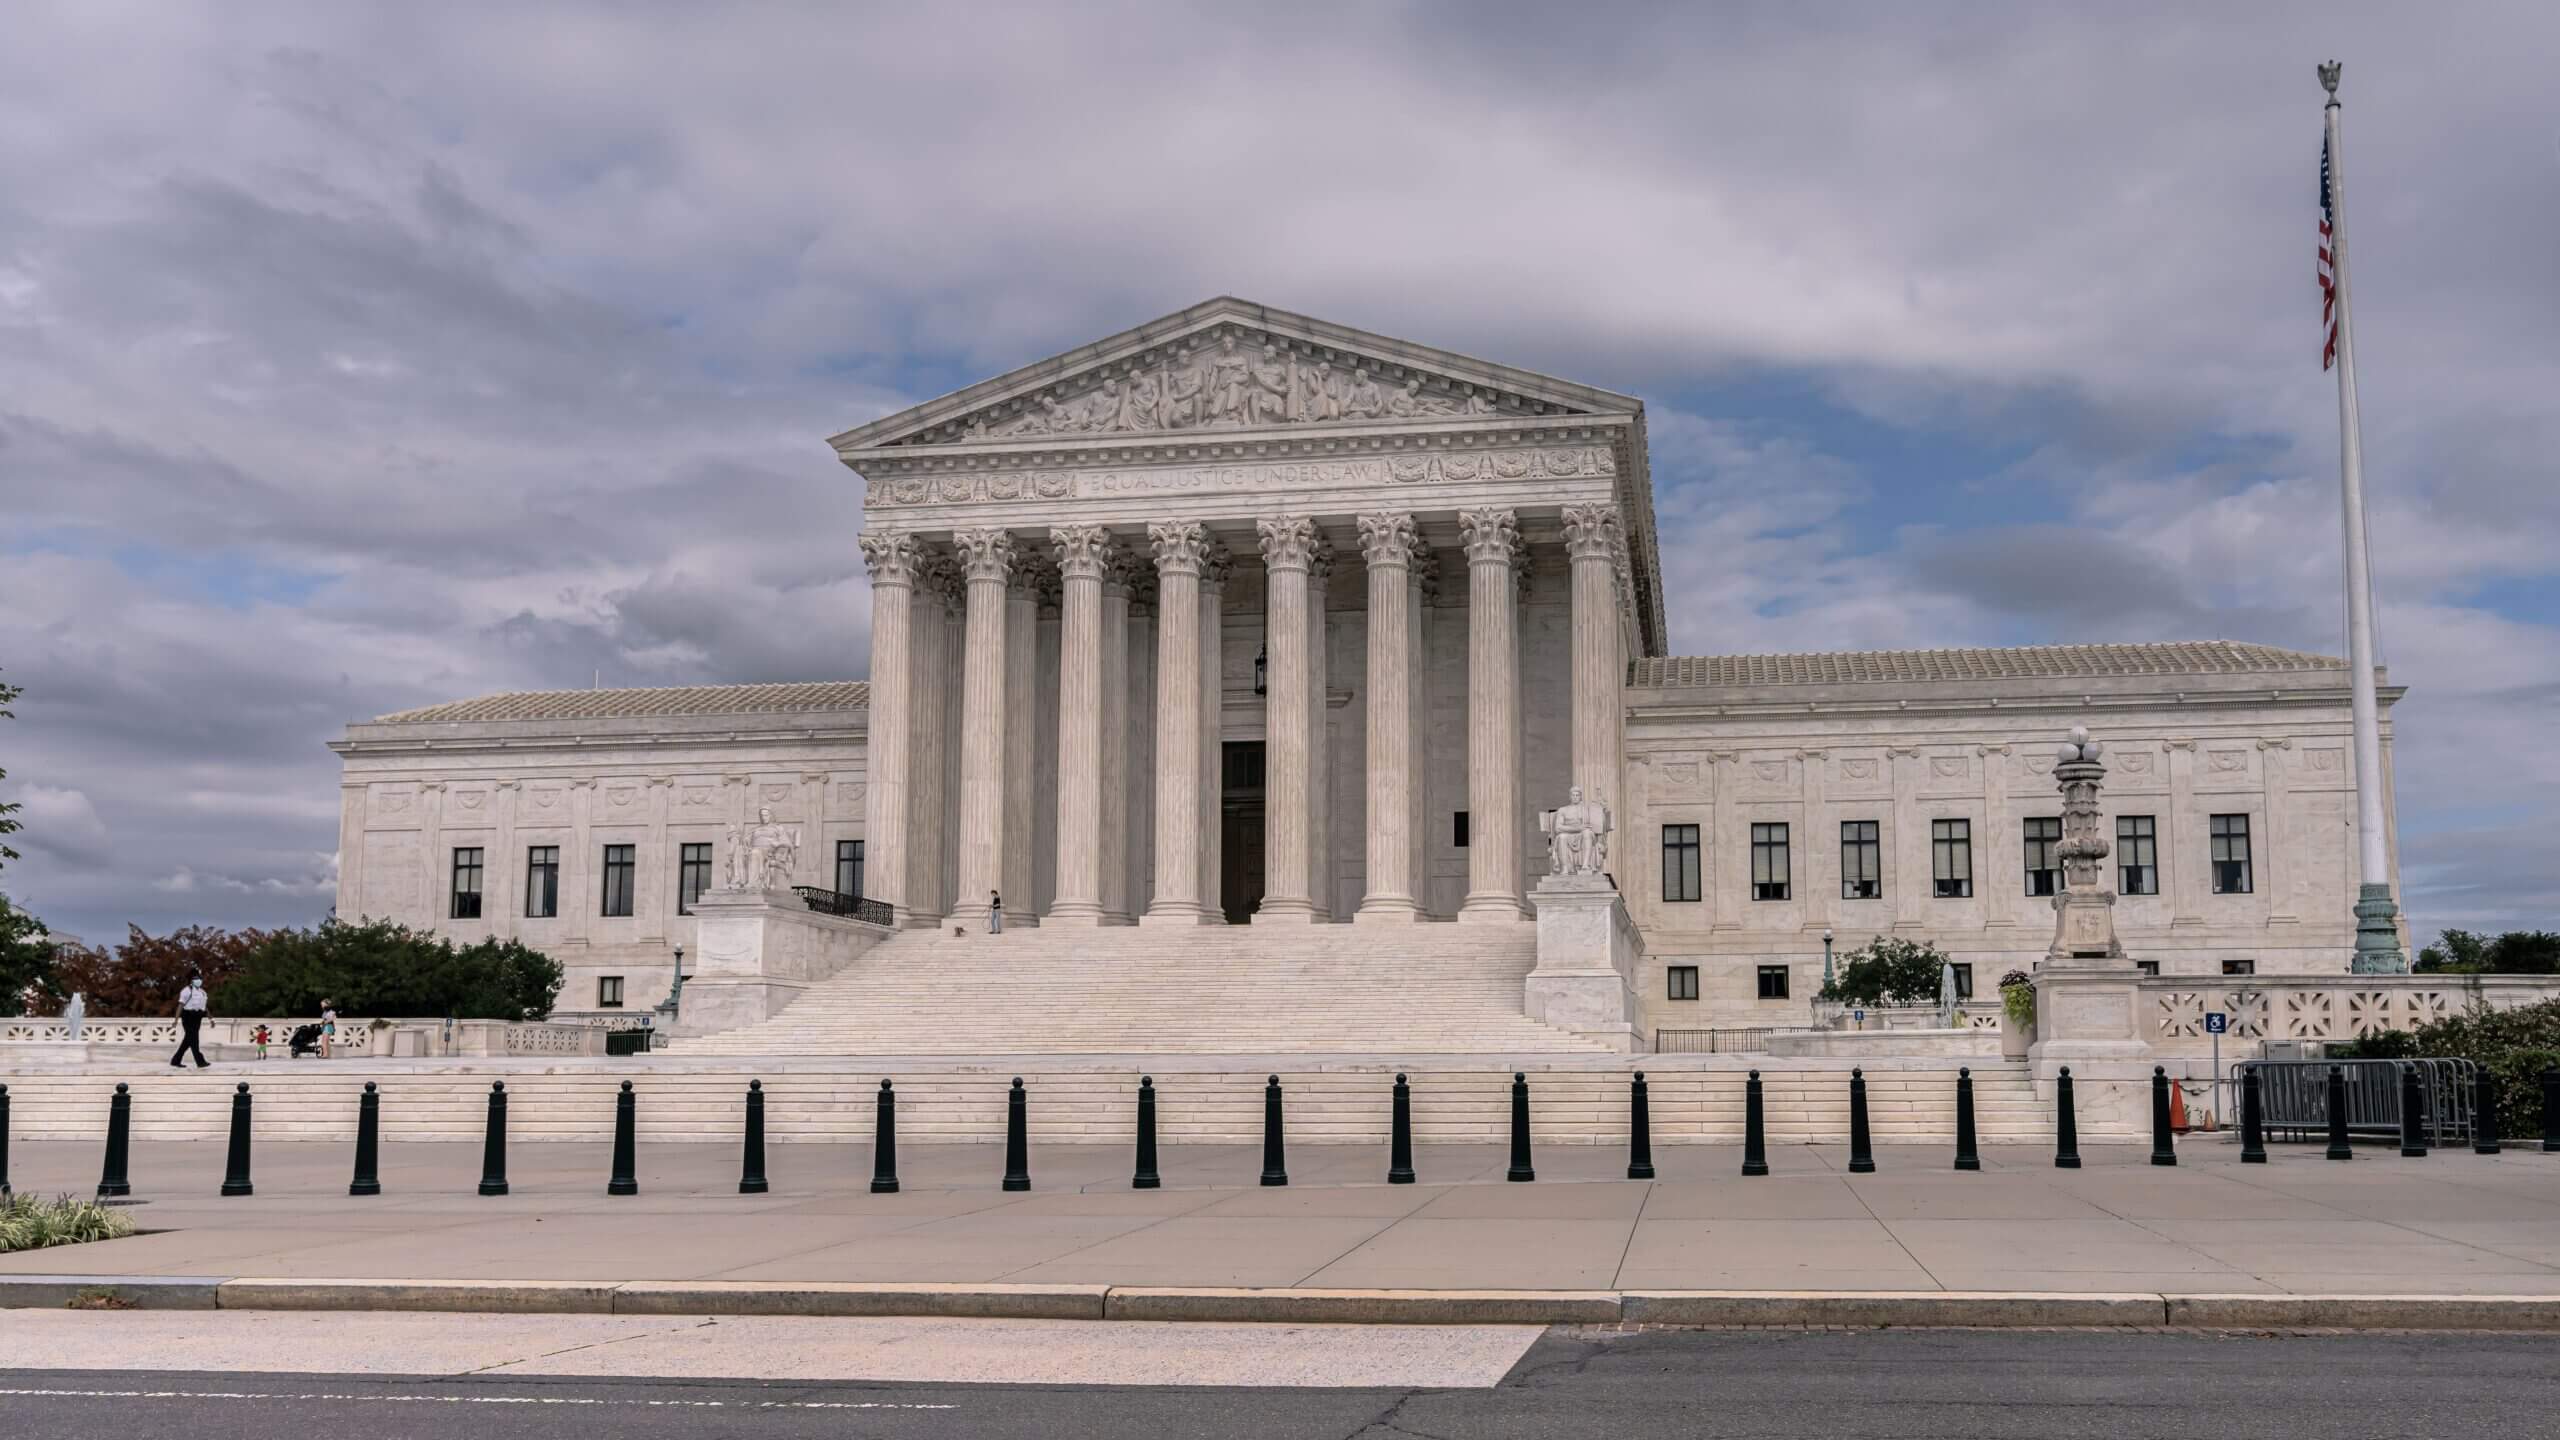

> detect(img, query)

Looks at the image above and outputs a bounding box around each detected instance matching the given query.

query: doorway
[1220,741,1266,923]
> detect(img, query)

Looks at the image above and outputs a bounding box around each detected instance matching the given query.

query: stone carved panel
[1929,756,1969,779]
[2207,750,2249,774]
[884,324,1571,447]
[2307,748,2344,773]
[1837,758,1880,782]
[864,448,1614,511]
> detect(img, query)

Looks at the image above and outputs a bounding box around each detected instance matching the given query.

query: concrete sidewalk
[6,1138,2558,1300]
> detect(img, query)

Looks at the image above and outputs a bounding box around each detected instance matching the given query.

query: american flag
[2318,133,2338,370]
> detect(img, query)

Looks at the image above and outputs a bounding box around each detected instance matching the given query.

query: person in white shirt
[169,973,211,1068]
[319,1000,338,1059]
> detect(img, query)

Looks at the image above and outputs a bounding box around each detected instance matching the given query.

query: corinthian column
[1305,540,1334,919]
[951,529,1015,932]
[1046,525,1113,925]
[857,530,921,924]
[1003,560,1042,927]
[1255,516,1319,922]
[1355,512,1423,923]
[1459,508,1526,921]
[1198,544,1230,924]
[1141,521,1211,925]
[1099,561,1133,922]
[1562,504,1626,848]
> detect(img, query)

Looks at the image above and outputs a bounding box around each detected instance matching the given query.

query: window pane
[2116,816,2157,895]
[1751,822,1790,900]
[450,847,483,920]
[525,846,558,918]
[678,842,712,916]
[602,844,634,917]
[1661,824,1701,903]
[1932,820,1972,897]
[1757,965,1790,1000]
[1841,820,1880,900]
[836,839,864,899]
[2209,814,2252,894]
[1667,965,1699,1001]
[2023,817,2060,897]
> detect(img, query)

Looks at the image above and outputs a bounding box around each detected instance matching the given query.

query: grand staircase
[661,922,1614,1055]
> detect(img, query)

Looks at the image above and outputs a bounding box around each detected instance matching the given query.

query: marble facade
[333,299,2404,1036]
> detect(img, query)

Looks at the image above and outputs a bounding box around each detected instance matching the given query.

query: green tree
[44,924,261,1016]
[2417,929,2560,975]
[2416,929,2490,973]
[1818,936,1951,1006]
[0,892,56,1017]
[212,918,561,1021]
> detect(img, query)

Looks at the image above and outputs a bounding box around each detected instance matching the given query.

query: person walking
[170,973,211,1068]
[318,999,339,1059]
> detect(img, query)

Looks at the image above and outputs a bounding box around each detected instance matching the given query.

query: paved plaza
[6,1137,2557,1296]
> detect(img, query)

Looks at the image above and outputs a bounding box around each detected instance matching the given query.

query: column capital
[1356,512,1420,569]
[1199,540,1234,590]
[1052,524,1118,582]
[1307,534,1336,582]
[1148,520,1211,577]
[1458,508,1520,567]
[1560,503,1622,562]
[1255,515,1320,573]
[857,529,925,588]
[953,529,1017,585]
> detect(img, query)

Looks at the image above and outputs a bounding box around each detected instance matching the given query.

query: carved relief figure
[743,806,801,891]
[1158,347,1203,428]
[1248,344,1293,425]
[1344,364,1386,418]
[1541,784,1614,877]
[721,819,749,890]
[1206,333,1252,424]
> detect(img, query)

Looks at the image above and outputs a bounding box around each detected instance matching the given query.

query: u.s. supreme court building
[332,298,2402,1046]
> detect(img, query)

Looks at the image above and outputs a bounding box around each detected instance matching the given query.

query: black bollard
[2543,1068,2560,1154]
[1132,1076,1161,1190]
[1847,1067,1875,1174]
[739,1080,769,1195]
[1261,1075,1290,1187]
[1,1083,12,1199]
[2325,1064,2354,1161]
[1002,1077,1030,1192]
[871,1079,900,1194]
[220,1082,255,1197]
[1507,1072,1535,1182]
[98,1083,132,1199]
[2240,1067,2267,1164]
[477,1081,509,1196]
[350,1082,382,1197]
[2473,1066,2500,1156]
[608,1080,639,1196]
[1953,1067,1980,1172]
[1741,1070,1768,1177]
[2398,1063,2428,1158]
[2053,1066,2082,1170]
[1627,1072,1655,1181]
[1387,1073,1416,1185]
[2148,1067,2177,1167]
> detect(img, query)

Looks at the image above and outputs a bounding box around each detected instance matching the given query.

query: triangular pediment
[828,296,1642,453]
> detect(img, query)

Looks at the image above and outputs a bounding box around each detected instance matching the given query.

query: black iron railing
[1654,1027,1775,1054]
[793,886,895,927]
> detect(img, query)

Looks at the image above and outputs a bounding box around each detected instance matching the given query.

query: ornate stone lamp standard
[657,944,685,1024]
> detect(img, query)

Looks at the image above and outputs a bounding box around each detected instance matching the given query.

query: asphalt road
[6,1330,2553,1439]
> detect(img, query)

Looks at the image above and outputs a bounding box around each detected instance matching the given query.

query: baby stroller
[287,1023,325,1058]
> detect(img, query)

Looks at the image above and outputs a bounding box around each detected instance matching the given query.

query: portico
[838,298,1664,932]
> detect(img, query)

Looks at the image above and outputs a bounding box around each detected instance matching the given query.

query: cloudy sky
[3,2,2553,949]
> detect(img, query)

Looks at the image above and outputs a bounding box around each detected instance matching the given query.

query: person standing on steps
[170,972,211,1068]
[989,890,1004,934]
[319,999,339,1058]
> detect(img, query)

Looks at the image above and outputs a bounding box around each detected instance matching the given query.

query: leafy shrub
[2402,997,2560,1140]
[214,919,562,1021]
[1998,969,2035,1026]
[1818,936,1951,1006]
[0,1193,137,1253]
[2416,929,2560,975]
[40,924,262,1017]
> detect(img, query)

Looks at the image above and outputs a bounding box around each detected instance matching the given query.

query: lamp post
[1821,929,1835,992]
[657,943,685,1023]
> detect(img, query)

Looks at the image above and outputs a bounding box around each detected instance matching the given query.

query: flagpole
[2321,61,2406,974]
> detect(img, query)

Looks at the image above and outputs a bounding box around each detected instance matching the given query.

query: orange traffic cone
[2169,1081,2191,1134]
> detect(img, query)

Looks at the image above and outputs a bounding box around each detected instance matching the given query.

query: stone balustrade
[1,1015,617,1059]
[2138,974,2560,1055]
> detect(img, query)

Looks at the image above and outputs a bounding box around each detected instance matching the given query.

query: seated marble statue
[1541,785,1612,877]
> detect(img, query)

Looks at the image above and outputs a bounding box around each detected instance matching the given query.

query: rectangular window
[1667,965,1699,1001]
[601,844,635,917]
[449,847,484,920]
[524,846,559,918]
[2209,814,2253,894]
[837,839,865,899]
[1756,964,1791,1000]
[2221,958,2257,976]
[678,842,713,916]
[2116,815,2159,895]
[1661,824,1702,903]
[1931,819,1973,898]
[2136,960,2161,977]
[1949,962,1975,1000]
[597,976,624,1008]
[2023,817,2062,897]
[1750,822,1791,901]
[1840,820,1881,900]
[1453,811,1470,848]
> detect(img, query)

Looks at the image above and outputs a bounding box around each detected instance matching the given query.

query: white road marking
[0,1387,954,1410]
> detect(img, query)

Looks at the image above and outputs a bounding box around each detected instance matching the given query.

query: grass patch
[0,1192,139,1253]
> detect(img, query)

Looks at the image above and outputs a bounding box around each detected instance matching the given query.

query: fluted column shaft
[1047,527,1111,924]
[1356,513,1423,922]
[1197,552,1228,924]
[1099,574,1133,922]
[951,530,1014,931]
[1460,509,1525,921]
[908,566,956,924]
[856,532,920,922]
[1305,546,1333,919]
[1563,504,1626,845]
[1255,517,1317,921]
[1142,523,1210,925]
[1001,572,1040,926]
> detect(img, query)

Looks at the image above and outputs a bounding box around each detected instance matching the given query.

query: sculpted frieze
[863,447,1615,511]
[886,325,1570,447]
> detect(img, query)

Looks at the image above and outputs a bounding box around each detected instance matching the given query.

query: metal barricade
[2232,1057,2475,1145]
[1654,1028,1776,1054]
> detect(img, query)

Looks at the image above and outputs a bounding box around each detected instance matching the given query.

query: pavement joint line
[6,1275,2560,1331]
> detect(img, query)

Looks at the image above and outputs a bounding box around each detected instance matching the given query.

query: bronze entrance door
[1220,741,1266,924]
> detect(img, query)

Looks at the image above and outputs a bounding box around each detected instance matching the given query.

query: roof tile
[373,681,870,724]
[1629,642,2345,689]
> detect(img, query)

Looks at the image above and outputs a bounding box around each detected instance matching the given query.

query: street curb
[8,1275,2560,1330]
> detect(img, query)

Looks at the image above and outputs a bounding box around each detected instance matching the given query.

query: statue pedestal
[673,888,890,1037]
[1526,874,1644,1053]
[2027,954,2152,1134]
